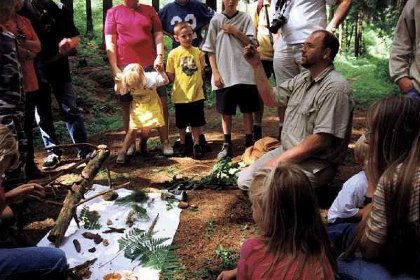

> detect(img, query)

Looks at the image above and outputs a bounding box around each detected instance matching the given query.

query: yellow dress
[129,72,166,129]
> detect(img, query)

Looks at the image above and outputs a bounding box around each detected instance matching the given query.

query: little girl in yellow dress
[116,63,172,163]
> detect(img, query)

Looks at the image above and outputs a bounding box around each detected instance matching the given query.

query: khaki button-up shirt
[274,65,354,165]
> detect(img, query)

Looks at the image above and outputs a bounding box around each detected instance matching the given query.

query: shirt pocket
[299,104,316,135]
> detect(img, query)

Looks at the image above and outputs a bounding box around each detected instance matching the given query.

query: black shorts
[216,84,261,115]
[175,100,206,129]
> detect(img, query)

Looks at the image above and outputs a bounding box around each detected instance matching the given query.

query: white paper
[37,185,182,280]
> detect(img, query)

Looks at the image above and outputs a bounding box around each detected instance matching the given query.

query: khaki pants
[237,146,336,190]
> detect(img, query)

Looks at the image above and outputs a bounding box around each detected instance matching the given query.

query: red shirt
[6,15,39,92]
[237,238,335,280]
[104,4,163,68]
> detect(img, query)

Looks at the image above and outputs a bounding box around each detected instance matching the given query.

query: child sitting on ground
[116,63,172,163]
[202,0,260,159]
[328,135,369,224]
[166,22,207,159]
[217,163,335,280]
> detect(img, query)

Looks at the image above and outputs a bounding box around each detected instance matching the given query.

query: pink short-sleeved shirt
[104,4,163,68]
[237,238,335,280]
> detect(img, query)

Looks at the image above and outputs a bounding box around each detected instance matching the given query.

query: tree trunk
[61,0,73,15]
[339,22,344,53]
[152,0,159,12]
[86,0,93,37]
[355,10,364,57]
[47,146,110,247]
[354,11,359,57]
[102,0,113,48]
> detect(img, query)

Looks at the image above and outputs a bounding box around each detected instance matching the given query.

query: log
[48,145,110,247]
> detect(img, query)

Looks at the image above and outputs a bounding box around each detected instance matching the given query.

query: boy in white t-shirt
[202,0,260,159]
[328,135,370,224]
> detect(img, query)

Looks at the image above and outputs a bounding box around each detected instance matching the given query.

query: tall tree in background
[102,0,113,47]
[86,0,93,37]
[61,0,74,15]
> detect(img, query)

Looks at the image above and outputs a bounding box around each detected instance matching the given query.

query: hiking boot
[116,152,126,164]
[161,141,174,156]
[42,154,61,170]
[217,143,233,160]
[253,125,262,141]
[176,143,186,156]
[126,144,136,156]
[193,144,203,159]
[199,134,211,153]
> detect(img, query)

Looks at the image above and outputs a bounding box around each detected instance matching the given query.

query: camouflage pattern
[0,30,27,186]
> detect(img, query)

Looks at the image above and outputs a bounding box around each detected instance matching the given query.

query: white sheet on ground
[37,184,182,280]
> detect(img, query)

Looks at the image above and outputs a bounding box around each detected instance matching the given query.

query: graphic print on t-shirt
[170,14,198,40]
[179,55,198,76]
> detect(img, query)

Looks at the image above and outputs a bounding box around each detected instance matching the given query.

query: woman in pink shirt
[218,163,336,280]
[105,0,172,156]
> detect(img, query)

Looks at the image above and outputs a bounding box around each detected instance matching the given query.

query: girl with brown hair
[337,96,420,279]
[218,163,335,280]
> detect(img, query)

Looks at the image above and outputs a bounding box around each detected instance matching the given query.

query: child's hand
[114,72,124,95]
[213,71,224,88]
[154,63,163,72]
[217,269,237,280]
[5,183,45,205]
[223,24,238,36]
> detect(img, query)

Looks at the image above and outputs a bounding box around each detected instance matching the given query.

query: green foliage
[79,206,102,230]
[115,188,148,206]
[131,204,149,220]
[165,197,178,211]
[215,245,238,270]
[118,228,178,271]
[205,220,215,238]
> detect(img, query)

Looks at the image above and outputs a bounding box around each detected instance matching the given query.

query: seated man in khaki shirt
[238,30,354,189]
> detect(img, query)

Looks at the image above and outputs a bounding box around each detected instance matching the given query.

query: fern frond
[79,206,102,230]
[115,188,148,206]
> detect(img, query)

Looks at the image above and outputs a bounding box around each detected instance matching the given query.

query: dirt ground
[18,53,367,279]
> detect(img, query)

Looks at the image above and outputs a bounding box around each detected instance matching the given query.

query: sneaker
[42,154,61,170]
[126,144,136,156]
[199,134,211,153]
[161,141,174,156]
[193,144,203,159]
[77,149,93,160]
[217,143,233,160]
[253,125,262,141]
[116,152,126,164]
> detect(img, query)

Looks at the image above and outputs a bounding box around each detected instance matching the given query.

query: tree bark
[86,0,93,37]
[152,0,159,12]
[102,0,113,48]
[47,145,110,247]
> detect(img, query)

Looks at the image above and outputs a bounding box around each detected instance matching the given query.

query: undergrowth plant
[79,206,102,230]
[215,245,238,270]
[126,204,149,227]
[115,188,148,206]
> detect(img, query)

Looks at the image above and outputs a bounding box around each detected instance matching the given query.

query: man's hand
[5,183,45,205]
[58,38,73,55]
[223,24,238,36]
[154,55,164,72]
[243,44,261,68]
[397,77,414,93]
[213,71,224,88]
[216,269,237,280]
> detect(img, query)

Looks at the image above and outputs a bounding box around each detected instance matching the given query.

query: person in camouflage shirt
[0,0,27,187]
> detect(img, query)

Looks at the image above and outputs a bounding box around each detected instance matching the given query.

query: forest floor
[17,50,367,280]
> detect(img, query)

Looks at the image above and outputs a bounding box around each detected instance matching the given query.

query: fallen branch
[76,182,130,207]
[45,143,98,151]
[48,145,110,247]
[39,159,88,187]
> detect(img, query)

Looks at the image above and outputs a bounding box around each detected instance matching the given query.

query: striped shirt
[366,166,420,244]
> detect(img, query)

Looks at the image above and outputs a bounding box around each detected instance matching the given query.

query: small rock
[107,219,113,226]
[88,247,96,253]
[102,191,119,201]
[103,239,109,246]
[73,239,81,253]
[190,204,198,209]
[178,202,189,209]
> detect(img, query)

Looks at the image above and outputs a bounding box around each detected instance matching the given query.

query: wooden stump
[48,145,110,247]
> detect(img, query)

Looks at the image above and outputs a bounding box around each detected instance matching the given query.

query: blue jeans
[338,256,417,280]
[327,222,356,257]
[35,80,89,156]
[406,87,420,100]
[0,247,68,280]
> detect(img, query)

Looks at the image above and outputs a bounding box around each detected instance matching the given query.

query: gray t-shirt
[202,11,256,90]
[269,0,337,49]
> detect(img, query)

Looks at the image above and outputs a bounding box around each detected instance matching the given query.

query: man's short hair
[174,22,192,36]
[314,30,340,61]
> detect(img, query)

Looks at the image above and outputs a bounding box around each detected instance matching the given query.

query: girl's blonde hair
[120,63,146,94]
[0,124,19,171]
[249,163,335,279]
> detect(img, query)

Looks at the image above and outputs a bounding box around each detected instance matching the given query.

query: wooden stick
[28,195,63,207]
[147,213,159,237]
[76,182,130,207]
[45,143,98,151]
[38,159,88,187]
[106,166,113,188]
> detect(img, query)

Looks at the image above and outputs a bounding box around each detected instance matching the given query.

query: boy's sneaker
[42,154,61,170]
[199,134,211,153]
[116,152,126,164]
[126,144,136,156]
[217,143,233,160]
[193,144,203,159]
[161,141,174,156]
[253,125,262,141]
